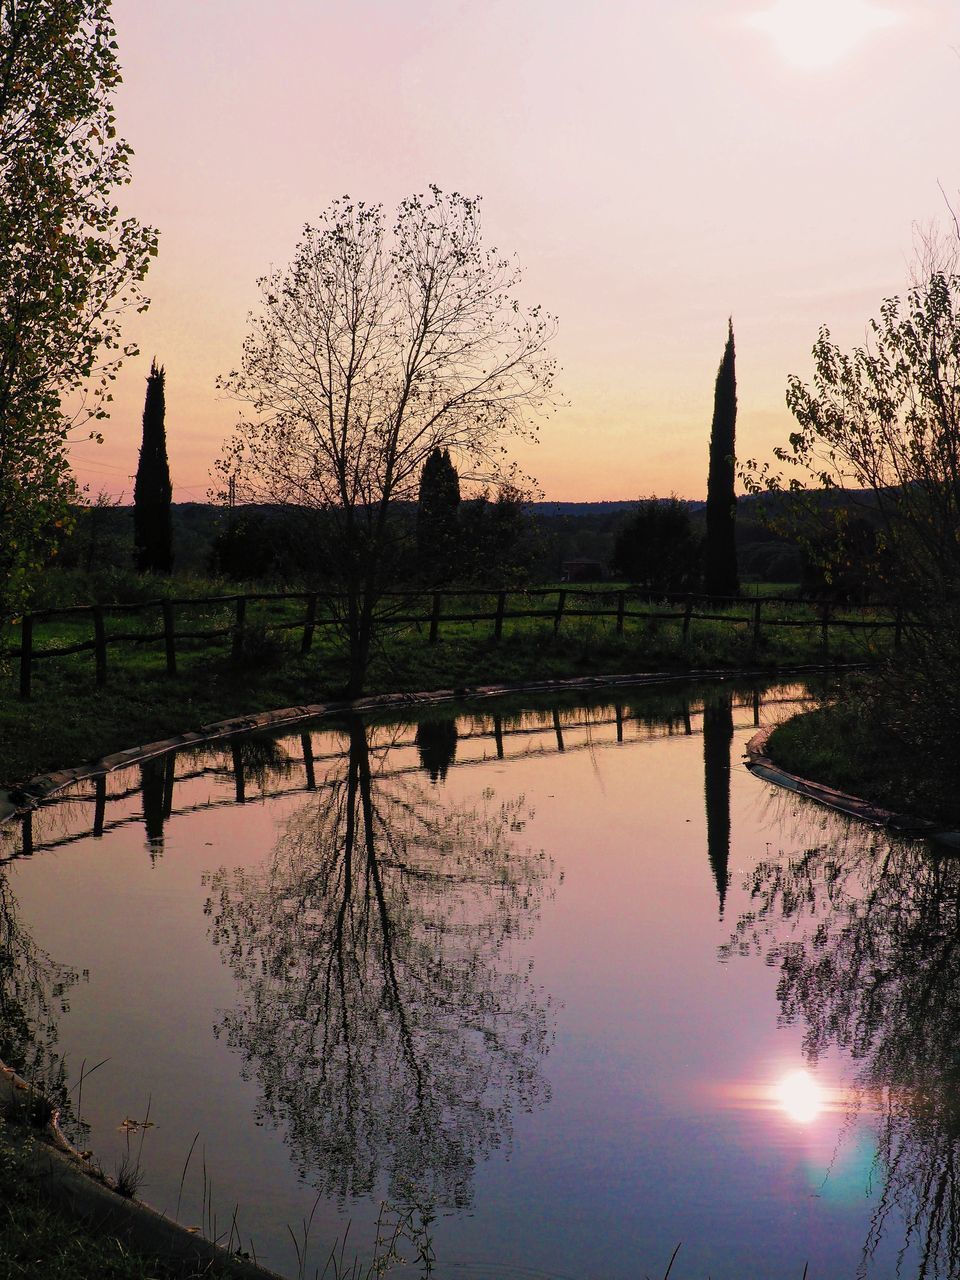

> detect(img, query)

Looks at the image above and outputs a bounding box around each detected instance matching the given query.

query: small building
[561,558,605,583]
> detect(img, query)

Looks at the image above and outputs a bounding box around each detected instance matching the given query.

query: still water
[0,681,947,1278]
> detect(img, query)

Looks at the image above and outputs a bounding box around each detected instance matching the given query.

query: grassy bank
[768,692,960,829]
[0,1124,235,1280]
[0,593,889,791]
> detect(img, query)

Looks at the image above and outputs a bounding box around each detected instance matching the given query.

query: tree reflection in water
[702,689,734,918]
[724,818,960,1278]
[0,868,79,1128]
[203,717,556,1208]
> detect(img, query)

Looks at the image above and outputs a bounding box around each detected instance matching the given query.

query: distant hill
[531,499,705,518]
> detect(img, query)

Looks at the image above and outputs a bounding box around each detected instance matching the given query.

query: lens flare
[775,1069,824,1123]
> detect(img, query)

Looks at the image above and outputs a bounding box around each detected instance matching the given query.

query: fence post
[93,775,106,838]
[162,600,177,676]
[231,741,246,804]
[429,593,442,644]
[894,604,903,654]
[494,591,507,641]
[301,593,318,654]
[681,594,693,651]
[820,601,831,657]
[301,732,316,790]
[553,590,567,635]
[751,598,762,657]
[616,591,625,636]
[232,596,247,662]
[92,605,107,687]
[18,613,33,700]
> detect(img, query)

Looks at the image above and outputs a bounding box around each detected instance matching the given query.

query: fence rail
[2,588,902,699]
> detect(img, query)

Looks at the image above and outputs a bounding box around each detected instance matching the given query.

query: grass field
[0,580,894,791]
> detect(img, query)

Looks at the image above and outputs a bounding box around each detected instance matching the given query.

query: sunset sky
[73,0,959,504]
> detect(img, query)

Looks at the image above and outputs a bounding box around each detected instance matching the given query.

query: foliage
[610,497,701,595]
[770,682,960,825]
[133,361,172,573]
[704,319,739,597]
[217,186,557,693]
[0,0,157,618]
[747,273,960,606]
[416,446,460,584]
[745,270,960,732]
[798,511,884,601]
[458,484,542,584]
[210,506,321,583]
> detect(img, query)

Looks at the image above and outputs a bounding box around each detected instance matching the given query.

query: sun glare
[775,1069,824,1124]
[745,0,899,70]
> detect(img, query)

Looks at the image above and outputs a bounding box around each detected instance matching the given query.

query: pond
[0,680,949,1278]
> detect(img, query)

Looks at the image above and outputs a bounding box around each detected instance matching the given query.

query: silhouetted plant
[133,360,173,574]
[704,320,739,598]
[417,448,461,584]
[217,188,558,694]
[610,497,700,595]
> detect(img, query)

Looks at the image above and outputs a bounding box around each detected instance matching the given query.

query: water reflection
[140,756,174,857]
[203,717,556,1208]
[702,690,734,917]
[0,868,80,1125]
[725,821,960,1277]
[414,719,458,784]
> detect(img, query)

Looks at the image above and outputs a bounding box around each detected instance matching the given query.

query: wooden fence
[2,588,902,699]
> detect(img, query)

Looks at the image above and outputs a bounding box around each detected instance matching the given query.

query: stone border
[0,1061,281,1278]
[745,722,960,852]
[0,662,859,825]
[0,661,857,1276]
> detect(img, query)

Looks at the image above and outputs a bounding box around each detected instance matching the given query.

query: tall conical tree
[417,447,461,582]
[133,360,173,573]
[704,320,739,597]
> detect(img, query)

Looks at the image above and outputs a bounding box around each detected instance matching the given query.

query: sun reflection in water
[775,1069,824,1124]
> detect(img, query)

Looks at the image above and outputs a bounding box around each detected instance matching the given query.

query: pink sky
[71,0,957,503]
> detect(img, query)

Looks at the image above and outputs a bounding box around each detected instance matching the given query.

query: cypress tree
[704,319,739,597]
[133,360,173,573]
[417,447,461,581]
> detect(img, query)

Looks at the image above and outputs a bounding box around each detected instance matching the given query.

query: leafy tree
[0,0,157,616]
[745,271,960,747]
[217,187,557,694]
[133,360,172,573]
[610,497,700,595]
[704,320,739,597]
[459,483,542,585]
[417,447,461,583]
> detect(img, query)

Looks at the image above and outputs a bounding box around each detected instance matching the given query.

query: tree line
[3,0,958,709]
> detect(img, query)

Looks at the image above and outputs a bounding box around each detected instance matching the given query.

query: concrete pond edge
[0,660,863,1277]
[745,723,960,852]
[0,1063,281,1278]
